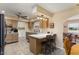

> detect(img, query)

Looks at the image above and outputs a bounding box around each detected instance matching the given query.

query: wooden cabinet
[40,19,49,28]
[28,18,49,31]
[40,19,43,28]
[5,33,18,44]
[28,21,33,30]
[11,20,17,28]
[29,36,42,54]
[6,19,17,28]
[6,19,12,26]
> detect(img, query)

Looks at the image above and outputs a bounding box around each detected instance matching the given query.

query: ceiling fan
[15,12,29,20]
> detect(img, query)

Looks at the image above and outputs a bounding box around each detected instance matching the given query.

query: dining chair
[70,44,79,55]
[64,37,72,55]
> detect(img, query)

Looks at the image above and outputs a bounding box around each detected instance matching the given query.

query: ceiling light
[1,10,5,14]
[40,17,43,19]
[0,10,5,14]
[37,16,40,19]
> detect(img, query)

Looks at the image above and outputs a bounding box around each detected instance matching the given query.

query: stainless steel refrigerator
[0,14,5,55]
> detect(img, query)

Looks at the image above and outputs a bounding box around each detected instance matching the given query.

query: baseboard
[5,41,18,45]
[56,46,64,50]
[56,46,66,55]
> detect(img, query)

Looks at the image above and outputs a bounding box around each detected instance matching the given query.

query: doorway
[17,21,26,38]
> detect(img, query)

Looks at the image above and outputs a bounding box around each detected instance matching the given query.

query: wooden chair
[70,44,79,55]
[64,37,72,55]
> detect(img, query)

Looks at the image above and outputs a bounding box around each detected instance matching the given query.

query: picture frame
[50,23,54,28]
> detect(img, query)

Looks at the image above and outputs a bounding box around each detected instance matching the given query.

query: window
[68,23,79,34]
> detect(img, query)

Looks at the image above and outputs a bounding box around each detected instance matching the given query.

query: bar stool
[51,34,57,52]
[42,35,53,55]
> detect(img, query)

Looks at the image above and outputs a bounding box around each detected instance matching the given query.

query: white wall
[51,6,79,49]
[51,16,64,49]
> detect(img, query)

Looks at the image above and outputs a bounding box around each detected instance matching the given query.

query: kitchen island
[29,33,52,54]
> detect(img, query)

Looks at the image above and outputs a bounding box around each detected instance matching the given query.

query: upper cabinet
[35,5,52,29]
[40,18,49,29]
[28,21,33,30]
[5,19,18,28]
[27,5,52,31]
[12,20,18,28]
[5,19,12,26]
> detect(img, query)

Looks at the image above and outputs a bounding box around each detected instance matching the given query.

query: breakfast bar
[29,34,51,54]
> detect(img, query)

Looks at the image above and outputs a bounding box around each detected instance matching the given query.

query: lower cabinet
[5,33,18,44]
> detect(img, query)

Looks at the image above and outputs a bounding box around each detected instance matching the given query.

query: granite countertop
[29,33,53,39]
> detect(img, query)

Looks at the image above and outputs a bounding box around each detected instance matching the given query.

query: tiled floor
[52,48,65,55]
[4,37,33,55]
[4,37,65,55]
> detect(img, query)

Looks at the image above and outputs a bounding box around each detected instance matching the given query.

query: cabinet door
[6,19,12,26]
[40,19,49,28]
[12,20,18,28]
[40,19,43,28]
[45,18,49,28]
[28,21,33,30]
